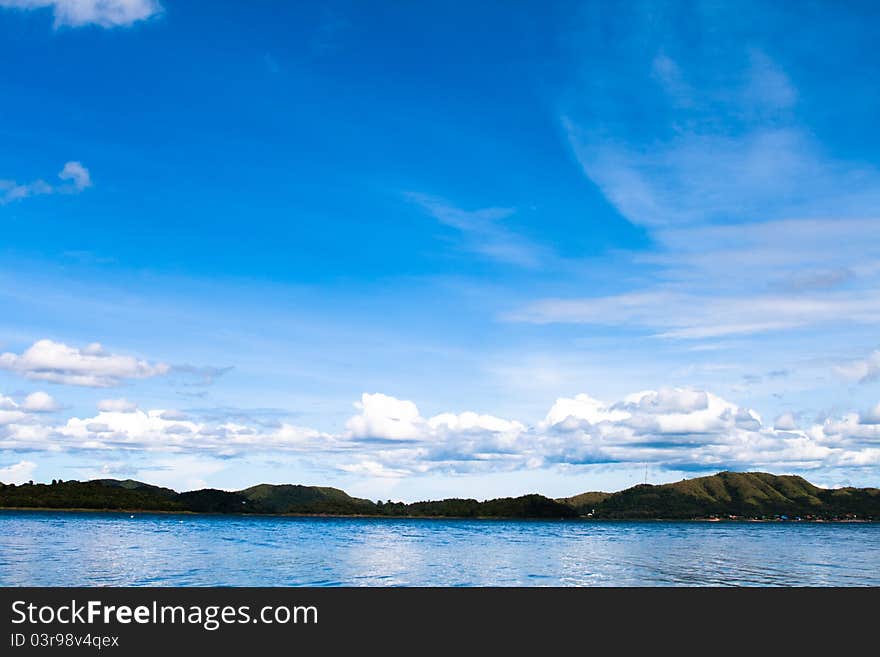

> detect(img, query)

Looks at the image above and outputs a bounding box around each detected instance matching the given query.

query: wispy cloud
[310,4,350,55]
[511,284,880,340]
[0,0,162,29]
[0,161,91,204]
[562,6,861,230]
[406,193,548,268]
[514,18,880,343]
[563,103,880,230]
[170,364,234,387]
[508,191,880,338]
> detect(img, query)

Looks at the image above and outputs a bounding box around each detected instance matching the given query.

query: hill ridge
[1,471,877,519]
[561,471,878,519]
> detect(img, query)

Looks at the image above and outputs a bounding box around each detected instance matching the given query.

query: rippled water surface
[1,511,877,586]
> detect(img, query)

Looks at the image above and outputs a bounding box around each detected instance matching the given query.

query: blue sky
[1,0,880,499]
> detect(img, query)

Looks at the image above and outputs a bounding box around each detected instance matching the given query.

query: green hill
[557,491,611,512]
[380,494,578,519]
[177,489,252,513]
[0,479,574,518]
[562,471,880,519]
[0,480,183,512]
[91,479,178,498]
[239,484,377,515]
[1,471,877,519]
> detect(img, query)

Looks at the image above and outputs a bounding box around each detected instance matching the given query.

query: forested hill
[560,471,880,519]
[0,479,576,518]
[0,471,878,519]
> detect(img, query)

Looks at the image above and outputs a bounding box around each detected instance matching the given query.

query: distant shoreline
[0,506,874,523]
[3,471,878,521]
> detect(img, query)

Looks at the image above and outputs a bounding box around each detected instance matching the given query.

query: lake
[1,511,877,586]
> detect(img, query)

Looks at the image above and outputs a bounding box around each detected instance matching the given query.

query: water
[1,511,877,586]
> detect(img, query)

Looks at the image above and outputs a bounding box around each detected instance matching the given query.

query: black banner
[0,587,875,654]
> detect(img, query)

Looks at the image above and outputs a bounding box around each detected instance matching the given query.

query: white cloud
[544,393,628,428]
[0,161,92,203]
[774,412,799,431]
[344,392,526,452]
[406,193,547,268]
[0,408,29,426]
[564,40,879,231]
[116,456,225,493]
[859,403,880,426]
[345,393,425,441]
[534,26,880,346]
[0,393,55,423]
[97,398,138,413]
[57,161,91,190]
[0,459,37,484]
[25,408,335,458]
[624,388,709,414]
[22,391,60,412]
[511,281,880,340]
[2,389,879,479]
[0,0,161,28]
[835,350,880,383]
[428,411,524,435]
[333,389,879,477]
[158,409,188,421]
[0,339,169,387]
[338,460,410,479]
[566,123,853,229]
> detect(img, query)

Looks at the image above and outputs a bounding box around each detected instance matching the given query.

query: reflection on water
[1,511,877,586]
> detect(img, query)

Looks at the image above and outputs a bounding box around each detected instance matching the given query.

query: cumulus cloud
[0,401,29,426]
[22,391,60,412]
[345,393,425,441]
[0,0,162,28]
[0,392,58,423]
[2,389,879,479]
[0,339,169,387]
[860,403,880,426]
[544,389,744,439]
[15,408,336,458]
[344,392,526,453]
[0,161,91,204]
[96,398,138,413]
[774,412,799,431]
[0,459,37,484]
[623,388,709,414]
[331,389,878,477]
[544,393,629,428]
[536,391,854,474]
